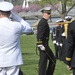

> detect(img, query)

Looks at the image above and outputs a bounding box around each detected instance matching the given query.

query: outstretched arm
[11,11,33,34]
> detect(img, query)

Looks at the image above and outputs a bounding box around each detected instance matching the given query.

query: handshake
[37,44,45,51]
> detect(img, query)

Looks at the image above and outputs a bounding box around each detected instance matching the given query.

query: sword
[45,50,56,65]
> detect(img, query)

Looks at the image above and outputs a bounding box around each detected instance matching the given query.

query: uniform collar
[0,17,9,20]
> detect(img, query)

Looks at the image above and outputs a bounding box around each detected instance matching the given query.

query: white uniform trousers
[0,66,19,75]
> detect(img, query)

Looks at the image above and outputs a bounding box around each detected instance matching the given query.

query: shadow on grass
[23,59,38,65]
[22,52,39,66]
[22,52,34,55]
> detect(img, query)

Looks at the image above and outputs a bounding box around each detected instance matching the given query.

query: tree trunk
[61,0,67,19]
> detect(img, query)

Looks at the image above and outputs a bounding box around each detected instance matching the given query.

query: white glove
[60,43,63,47]
[56,42,59,46]
[53,34,56,36]
[62,32,65,36]
[53,40,56,44]
[37,44,45,51]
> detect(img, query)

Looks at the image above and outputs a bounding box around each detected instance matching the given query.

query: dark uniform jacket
[56,25,64,45]
[66,20,75,67]
[56,25,66,61]
[37,18,50,45]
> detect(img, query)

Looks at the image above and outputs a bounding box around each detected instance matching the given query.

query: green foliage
[67,0,75,6]
[20,35,72,75]
[39,0,59,7]
[40,0,74,6]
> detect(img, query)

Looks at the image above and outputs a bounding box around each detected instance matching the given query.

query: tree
[40,0,75,19]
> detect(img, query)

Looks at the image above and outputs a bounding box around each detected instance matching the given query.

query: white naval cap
[0,1,13,11]
[56,19,64,23]
[65,16,72,19]
[41,7,51,13]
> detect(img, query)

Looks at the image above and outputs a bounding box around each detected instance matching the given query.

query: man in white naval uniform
[0,1,33,75]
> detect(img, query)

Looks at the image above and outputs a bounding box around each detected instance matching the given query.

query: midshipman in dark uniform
[37,7,56,75]
[66,19,75,75]
[62,16,72,63]
[55,19,65,61]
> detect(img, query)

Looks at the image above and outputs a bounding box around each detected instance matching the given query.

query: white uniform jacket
[0,17,32,67]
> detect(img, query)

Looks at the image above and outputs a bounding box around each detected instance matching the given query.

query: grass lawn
[20,34,72,75]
